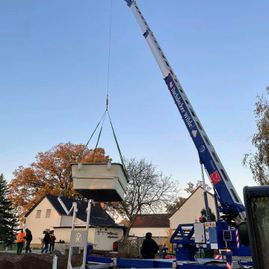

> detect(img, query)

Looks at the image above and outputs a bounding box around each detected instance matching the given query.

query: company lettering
[169,83,194,129]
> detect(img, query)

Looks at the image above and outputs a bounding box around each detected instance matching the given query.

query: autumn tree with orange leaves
[9,143,110,218]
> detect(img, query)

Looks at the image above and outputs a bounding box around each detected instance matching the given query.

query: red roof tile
[132,214,170,228]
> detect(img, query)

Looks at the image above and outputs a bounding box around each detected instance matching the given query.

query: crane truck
[85,1,257,268]
[122,0,252,267]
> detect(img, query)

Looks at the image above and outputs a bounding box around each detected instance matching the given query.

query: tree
[9,143,110,218]
[243,88,269,185]
[184,180,211,194]
[107,158,178,239]
[0,174,18,246]
[165,197,186,214]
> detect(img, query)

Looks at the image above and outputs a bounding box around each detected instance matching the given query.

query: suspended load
[72,163,128,202]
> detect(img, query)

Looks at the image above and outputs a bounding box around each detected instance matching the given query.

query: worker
[41,230,50,253]
[25,228,33,253]
[49,230,56,253]
[162,243,168,258]
[16,229,26,254]
[141,232,159,259]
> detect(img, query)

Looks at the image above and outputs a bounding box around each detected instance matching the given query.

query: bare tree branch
[106,158,178,239]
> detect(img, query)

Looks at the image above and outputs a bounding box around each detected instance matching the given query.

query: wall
[169,188,217,229]
[94,227,123,251]
[54,227,124,251]
[25,198,61,244]
[54,227,96,245]
[129,227,169,238]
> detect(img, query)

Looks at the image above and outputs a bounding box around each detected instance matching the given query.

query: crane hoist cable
[106,0,113,107]
[77,1,126,171]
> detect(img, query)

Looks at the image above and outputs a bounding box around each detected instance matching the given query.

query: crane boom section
[124,0,245,220]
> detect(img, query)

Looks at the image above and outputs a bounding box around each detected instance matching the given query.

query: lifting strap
[77,112,106,162]
[77,108,127,176]
[107,111,127,172]
[91,114,106,162]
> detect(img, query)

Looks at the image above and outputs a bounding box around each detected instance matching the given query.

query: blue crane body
[124,0,245,222]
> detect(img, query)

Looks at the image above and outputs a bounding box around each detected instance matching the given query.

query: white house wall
[169,188,217,229]
[54,228,96,246]
[54,227,123,251]
[129,227,169,238]
[24,197,61,244]
[94,227,123,251]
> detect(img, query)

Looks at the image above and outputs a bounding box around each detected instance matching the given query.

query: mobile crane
[123,0,244,223]
[122,0,252,267]
[85,1,253,268]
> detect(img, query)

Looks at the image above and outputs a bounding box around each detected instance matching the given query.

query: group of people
[16,228,56,254]
[17,229,157,258]
[41,230,56,253]
[16,228,32,254]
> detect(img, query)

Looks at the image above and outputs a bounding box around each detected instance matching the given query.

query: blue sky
[1,0,268,200]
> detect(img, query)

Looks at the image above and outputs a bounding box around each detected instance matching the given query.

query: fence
[117,237,144,258]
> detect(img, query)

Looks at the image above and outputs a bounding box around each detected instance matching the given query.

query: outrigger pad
[72,163,128,202]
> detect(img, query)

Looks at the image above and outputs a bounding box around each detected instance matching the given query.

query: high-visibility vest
[16,232,26,243]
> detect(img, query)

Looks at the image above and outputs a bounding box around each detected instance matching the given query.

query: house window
[36,210,41,218]
[45,209,51,218]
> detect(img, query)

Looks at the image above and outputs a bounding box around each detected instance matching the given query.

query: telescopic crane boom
[124,0,245,222]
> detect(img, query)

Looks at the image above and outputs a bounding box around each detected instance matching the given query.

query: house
[24,195,124,251]
[129,214,171,245]
[169,186,217,229]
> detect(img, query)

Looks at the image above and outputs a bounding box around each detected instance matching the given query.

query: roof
[25,195,119,228]
[132,214,170,228]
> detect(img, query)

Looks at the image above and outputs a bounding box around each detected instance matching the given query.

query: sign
[70,230,88,248]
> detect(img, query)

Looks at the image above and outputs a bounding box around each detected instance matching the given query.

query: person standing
[49,231,56,253]
[25,228,33,253]
[16,229,26,254]
[141,232,159,259]
[41,230,50,253]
